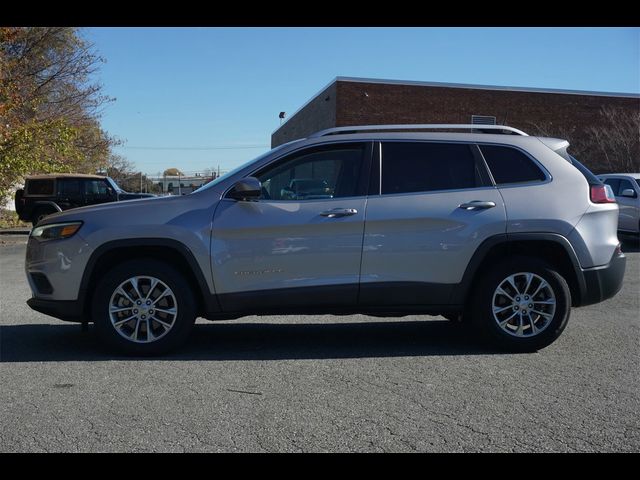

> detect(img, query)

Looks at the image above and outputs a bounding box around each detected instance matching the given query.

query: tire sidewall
[92,259,196,355]
[471,257,571,352]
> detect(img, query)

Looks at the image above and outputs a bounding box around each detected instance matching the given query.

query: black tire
[92,258,197,355]
[32,208,53,227]
[469,256,571,352]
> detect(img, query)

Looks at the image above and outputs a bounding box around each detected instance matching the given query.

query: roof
[334,76,640,99]
[598,173,640,177]
[26,173,107,180]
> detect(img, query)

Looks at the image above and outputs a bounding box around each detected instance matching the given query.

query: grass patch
[0,209,30,229]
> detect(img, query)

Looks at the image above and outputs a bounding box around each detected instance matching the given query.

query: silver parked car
[25,124,626,355]
[598,173,640,235]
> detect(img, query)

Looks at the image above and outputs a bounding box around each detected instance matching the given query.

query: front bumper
[27,297,84,322]
[578,250,626,307]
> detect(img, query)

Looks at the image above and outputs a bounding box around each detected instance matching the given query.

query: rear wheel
[92,259,197,355]
[470,256,571,352]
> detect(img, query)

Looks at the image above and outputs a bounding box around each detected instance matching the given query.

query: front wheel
[92,259,197,355]
[470,257,571,352]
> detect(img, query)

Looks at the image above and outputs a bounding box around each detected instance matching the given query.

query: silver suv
[25,125,627,355]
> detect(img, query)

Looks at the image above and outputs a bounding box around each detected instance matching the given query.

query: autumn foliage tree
[0,27,117,200]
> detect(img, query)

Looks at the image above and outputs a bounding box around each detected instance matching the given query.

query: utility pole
[140,171,143,193]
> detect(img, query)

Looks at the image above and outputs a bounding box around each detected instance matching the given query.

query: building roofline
[272,76,640,136]
[335,76,640,99]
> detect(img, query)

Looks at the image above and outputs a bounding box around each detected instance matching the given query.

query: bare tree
[525,106,640,174]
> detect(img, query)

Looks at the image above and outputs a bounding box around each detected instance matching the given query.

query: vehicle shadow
[0,320,505,362]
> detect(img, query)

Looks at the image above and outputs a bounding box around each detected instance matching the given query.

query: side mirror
[229,177,261,201]
[620,188,637,198]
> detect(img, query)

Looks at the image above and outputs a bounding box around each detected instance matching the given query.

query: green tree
[0,27,117,199]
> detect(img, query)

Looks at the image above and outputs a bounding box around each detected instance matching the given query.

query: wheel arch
[455,233,586,308]
[79,238,219,320]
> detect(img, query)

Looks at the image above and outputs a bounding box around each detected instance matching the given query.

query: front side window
[480,145,547,185]
[381,142,482,195]
[617,179,636,196]
[84,179,109,196]
[255,144,365,201]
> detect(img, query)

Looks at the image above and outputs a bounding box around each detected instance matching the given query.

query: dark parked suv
[15,174,154,226]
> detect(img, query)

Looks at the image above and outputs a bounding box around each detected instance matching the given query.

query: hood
[41,194,193,225]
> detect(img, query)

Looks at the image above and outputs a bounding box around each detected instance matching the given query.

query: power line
[120,144,269,151]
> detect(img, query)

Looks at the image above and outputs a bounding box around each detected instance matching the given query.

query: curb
[0,229,30,235]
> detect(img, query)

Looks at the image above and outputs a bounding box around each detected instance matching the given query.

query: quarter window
[26,179,54,195]
[381,142,482,195]
[255,144,366,201]
[480,145,546,184]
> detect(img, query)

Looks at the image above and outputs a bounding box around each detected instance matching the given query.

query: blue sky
[85,27,640,175]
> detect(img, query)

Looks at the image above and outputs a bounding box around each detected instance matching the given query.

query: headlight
[31,222,83,241]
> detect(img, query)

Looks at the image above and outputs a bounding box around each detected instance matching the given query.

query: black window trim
[374,139,496,197]
[223,140,374,202]
[476,142,552,188]
[26,179,56,197]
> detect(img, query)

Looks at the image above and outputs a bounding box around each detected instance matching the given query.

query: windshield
[194,143,293,193]
[106,177,125,193]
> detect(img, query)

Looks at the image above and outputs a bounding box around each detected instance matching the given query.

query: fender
[77,238,220,317]
[452,232,587,305]
[32,201,62,212]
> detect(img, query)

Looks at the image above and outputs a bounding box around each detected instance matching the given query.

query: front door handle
[458,201,496,210]
[320,208,358,218]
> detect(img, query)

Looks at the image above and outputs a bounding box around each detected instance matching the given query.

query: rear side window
[480,145,546,185]
[26,179,54,195]
[381,142,481,195]
[59,179,82,195]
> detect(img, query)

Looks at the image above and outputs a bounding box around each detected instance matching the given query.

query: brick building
[271,77,640,172]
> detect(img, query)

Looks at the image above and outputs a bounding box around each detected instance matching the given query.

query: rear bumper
[578,251,626,307]
[26,297,84,323]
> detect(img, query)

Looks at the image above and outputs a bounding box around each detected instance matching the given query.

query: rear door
[211,142,372,312]
[57,178,84,210]
[360,141,506,306]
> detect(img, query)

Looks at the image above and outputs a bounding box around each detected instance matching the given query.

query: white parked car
[598,174,640,235]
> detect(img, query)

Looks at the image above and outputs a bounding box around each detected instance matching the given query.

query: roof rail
[308,124,529,138]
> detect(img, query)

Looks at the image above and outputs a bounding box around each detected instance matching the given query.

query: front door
[211,142,372,313]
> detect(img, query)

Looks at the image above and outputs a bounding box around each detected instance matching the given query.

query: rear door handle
[320,208,358,218]
[458,201,496,210]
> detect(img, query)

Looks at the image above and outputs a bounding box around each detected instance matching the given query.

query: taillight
[590,184,616,203]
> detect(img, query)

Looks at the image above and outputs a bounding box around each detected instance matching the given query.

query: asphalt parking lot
[1,236,638,452]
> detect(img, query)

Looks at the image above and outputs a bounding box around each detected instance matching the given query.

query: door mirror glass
[229,177,262,201]
[620,188,637,198]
